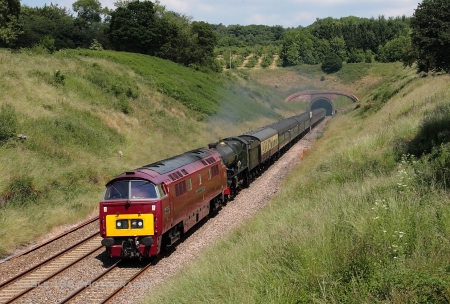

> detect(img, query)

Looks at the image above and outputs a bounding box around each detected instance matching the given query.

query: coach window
[187,178,192,191]
[198,173,202,185]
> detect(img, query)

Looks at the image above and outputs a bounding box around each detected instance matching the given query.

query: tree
[108,0,175,55]
[406,0,450,72]
[0,0,22,47]
[377,35,410,62]
[72,0,101,24]
[321,52,343,73]
[279,30,317,66]
[181,21,217,66]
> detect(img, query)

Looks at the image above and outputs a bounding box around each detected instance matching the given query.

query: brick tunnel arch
[285,90,359,116]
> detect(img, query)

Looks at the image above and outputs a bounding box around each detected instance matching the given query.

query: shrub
[89,39,104,51]
[0,104,18,143]
[260,54,273,68]
[53,70,65,85]
[3,175,39,205]
[115,96,133,114]
[321,53,343,73]
[40,36,56,54]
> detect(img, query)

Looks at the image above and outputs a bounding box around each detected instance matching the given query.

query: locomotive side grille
[211,164,219,177]
[181,169,188,175]
[168,171,184,181]
[175,180,187,197]
[201,160,208,166]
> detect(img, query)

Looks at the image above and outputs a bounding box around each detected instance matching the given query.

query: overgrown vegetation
[145,68,450,302]
[0,48,306,257]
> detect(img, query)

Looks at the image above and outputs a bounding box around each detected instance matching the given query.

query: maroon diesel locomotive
[99,148,228,258]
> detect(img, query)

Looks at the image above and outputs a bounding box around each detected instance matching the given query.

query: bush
[260,54,273,68]
[53,70,65,85]
[89,39,104,51]
[0,104,18,143]
[40,36,56,54]
[321,53,343,73]
[3,175,39,205]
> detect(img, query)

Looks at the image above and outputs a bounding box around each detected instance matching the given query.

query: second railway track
[0,233,102,303]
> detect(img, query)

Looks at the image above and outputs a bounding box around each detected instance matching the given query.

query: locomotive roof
[139,148,215,175]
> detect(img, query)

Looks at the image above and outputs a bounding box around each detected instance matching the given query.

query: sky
[19,0,420,28]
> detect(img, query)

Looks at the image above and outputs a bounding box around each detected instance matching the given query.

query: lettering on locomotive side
[196,186,205,195]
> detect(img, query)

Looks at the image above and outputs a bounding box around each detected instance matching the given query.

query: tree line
[0,0,219,70]
[1,0,448,73]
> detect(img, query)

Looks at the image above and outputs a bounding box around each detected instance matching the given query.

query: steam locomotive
[99,108,326,258]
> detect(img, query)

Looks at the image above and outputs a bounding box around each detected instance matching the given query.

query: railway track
[0,229,102,303]
[2,216,99,264]
[59,259,153,304]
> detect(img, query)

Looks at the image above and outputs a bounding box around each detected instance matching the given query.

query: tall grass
[144,74,450,302]
[0,48,303,257]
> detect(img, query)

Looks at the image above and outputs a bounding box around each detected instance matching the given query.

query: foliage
[212,24,285,47]
[347,48,365,63]
[2,175,39,205]
[321,52,342,73]
[406,0,450,73]
[0,103,17,142]
[244,55,258,68]
[108,1,175,55]
[407,97,450,156]
[72,0,102,24]
[309,15,410,54]
[53,70,65,85]
[377,35,410,63]
[0,0,22,47]
[260,53,273,68]
[279,29,321,66]
[89,38,103,50]
[39,35,56,53]
[181,21,217,67]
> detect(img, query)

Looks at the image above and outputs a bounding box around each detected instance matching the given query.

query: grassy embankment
[145,64,450,302]
[0,48,314,257]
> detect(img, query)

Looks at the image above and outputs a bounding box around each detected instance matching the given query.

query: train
[99,108,326,258]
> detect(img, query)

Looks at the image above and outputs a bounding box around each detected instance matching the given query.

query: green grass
[143,72,450,302]
[0,48,306,257]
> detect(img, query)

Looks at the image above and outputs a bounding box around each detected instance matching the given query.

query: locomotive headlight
[131,219,143,229]
[116,219,129,229]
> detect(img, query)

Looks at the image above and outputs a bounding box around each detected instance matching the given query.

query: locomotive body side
[100,148,227,258]
[208,137,250,192]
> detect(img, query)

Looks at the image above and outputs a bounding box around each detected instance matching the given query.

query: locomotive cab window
[104,180,158,200]
[130,180,158,199]
[104,181,129,200]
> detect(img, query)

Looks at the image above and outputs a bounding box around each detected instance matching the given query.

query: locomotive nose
[101,237,114,247]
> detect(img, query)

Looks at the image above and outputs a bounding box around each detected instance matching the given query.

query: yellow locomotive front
[99,178,167,258]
